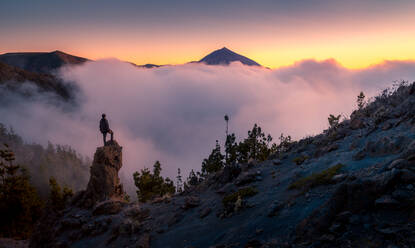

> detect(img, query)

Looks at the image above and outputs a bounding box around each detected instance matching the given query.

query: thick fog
[2,58,415,194]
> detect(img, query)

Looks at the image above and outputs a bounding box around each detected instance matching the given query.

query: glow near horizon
[1,0,415,69]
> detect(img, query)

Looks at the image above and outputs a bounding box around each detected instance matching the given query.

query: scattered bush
[236,124,276,163]
[201,123,278,178]
[293,155,309,165]
[328,114,341,130]
[289,163,344,191]
[222,187,258,206]
[133,161,175,202]
[183,169,202,191]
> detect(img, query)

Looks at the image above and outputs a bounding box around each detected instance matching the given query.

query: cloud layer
[2,59,415,195]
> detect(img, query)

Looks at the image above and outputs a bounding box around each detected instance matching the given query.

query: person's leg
[103,132,107,145]
[110,130,114,141]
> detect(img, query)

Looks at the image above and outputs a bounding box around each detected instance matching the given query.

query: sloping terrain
[0,61,74,100]
[30,82,415,248]
[0,51,88,74]
[0,123,90,198]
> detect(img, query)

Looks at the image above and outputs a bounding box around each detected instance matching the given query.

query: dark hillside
[30,81,415,248]
[0,51,88,74]
[0,124,90,198]
[0,61,74,100]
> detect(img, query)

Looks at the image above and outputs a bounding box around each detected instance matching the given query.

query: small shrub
[293,155,309,165]
[357,91,366,110]
[289,163,344,191]
[328,114,341,129]
[222,187,258,206]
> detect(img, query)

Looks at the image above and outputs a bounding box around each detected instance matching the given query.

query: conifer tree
[201,140,225,175]
[236,124,273,162]
[0,144,43,238]
[357,91,366,110]
[176,168,183,193]
[133,161,175,202]
[186,169,200,187]
[225,133,238,165]
[224,115,229,162]
[48,177,73,211]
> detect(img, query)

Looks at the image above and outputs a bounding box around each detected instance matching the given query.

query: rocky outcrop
[30,140,130,248]
[75,140,126,208]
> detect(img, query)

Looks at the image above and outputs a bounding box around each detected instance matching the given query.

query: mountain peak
[199,47,260,66]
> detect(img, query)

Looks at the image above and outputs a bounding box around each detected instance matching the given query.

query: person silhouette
[99,114,113,145]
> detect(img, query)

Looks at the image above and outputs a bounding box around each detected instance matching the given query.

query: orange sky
[1,0,415,69]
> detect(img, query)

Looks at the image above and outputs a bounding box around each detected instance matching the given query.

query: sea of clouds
[2,58,415,194]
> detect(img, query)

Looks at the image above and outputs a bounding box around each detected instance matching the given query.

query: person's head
[102,113,106,118]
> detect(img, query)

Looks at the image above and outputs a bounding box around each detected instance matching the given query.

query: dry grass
[289,163,344,190]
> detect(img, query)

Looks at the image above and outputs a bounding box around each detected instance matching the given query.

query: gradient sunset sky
[1,0,415,69]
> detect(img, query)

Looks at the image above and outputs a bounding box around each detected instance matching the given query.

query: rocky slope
[30,83,415,248]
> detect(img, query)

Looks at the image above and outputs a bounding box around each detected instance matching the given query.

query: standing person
[99,114,113,145]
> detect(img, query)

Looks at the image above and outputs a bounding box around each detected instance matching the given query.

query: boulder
[391,189,414,202]
[216,183,237,195]
[350,118,365,130]
[236,171,258,186]
[353,149,366,160]
[387,159,408,170]
[135,233,150,248]
[92,200,126,216]
[123,205,150,220]
[375,195,400,209]
[400,169,415,183]
[272,159,282,165]
[268,200,283,217]
[183,196,200,209]
[199,207,212,218]
[332,174,347,183]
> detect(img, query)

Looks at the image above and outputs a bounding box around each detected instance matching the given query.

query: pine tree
[277,133,292,153]
[236,124,274,163]
[187,169,199,186]
[133,161,176,202]
[176,168,183,193]
[48,177,73,211]
[357,91,366,110]
[201,140,225,175]
[225,133,238,165]
[224,115,229,162]
[0,144,43,238]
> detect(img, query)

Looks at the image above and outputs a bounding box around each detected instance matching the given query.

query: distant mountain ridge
[0,47,260,71]
[0,61,72,100]
[0,50,88,74]
[198,47,260,66]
